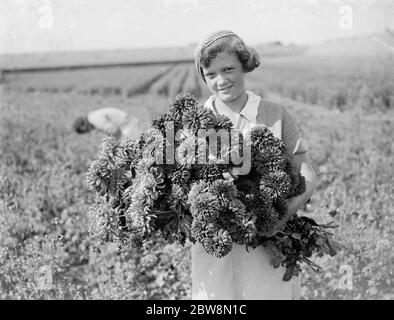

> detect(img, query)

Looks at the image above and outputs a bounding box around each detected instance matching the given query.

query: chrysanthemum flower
[209,179,238,202]
[256,205,279,235]
[95,136,120,169]
[182,105,217,132]
[189,193,220,220]
[88,196,118,241]
[170,167,191,185]
[86,159,110,195]
[168,184,189,214]
[259,170,291,201]
[188,180,209,201]
[248,126,284,150]
[151,113,174,134]
[241,186,272,215]
[215,114,233,130]
[168,92,198,124]
[125,206,147,247]
[190,216,217,243]
[253,146,287,174]
[118,138,142,169]
[202,229,233,258]
[234,216,258,245]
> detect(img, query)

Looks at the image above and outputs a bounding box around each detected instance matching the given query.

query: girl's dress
[192,90,307,300]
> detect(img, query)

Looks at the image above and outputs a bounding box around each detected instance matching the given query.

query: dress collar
[204,90,261,122]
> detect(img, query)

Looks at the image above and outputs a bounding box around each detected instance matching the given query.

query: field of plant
[0,55,393,299]
[250,55,394,112]
[3,55,393,112]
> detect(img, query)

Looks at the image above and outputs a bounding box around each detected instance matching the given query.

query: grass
[250,56,394,112]
[1,55,393,299]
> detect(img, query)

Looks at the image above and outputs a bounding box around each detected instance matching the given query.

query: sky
[0,0,393,54]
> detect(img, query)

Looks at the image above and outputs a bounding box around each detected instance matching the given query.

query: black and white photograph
[0,0,393,302]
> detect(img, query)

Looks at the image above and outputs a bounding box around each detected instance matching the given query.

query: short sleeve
[282,107,307,157]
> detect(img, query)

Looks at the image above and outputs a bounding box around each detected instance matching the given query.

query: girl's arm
[285,151,317,213]
[261,152,318,237]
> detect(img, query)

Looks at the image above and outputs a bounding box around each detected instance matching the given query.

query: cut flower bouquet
[87,93,339,281]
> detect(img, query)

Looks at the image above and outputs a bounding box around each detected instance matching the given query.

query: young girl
[192,30,317,300]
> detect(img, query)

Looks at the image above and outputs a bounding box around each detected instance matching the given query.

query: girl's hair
[199,35,260,76]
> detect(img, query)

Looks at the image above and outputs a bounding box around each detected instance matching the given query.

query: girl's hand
[259,223,283,238]
[260,196,308,238]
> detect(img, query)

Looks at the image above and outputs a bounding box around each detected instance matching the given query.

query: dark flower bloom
[229,200,257,244]
[215,114,233,130]
[253,146,287,174]
[255,204,279,234]
[152,113,173,134]
[168,92,199,124]
[189,192,221,220]
[182,105,217,132]
[202,229,233,258]
[170,166,191,185]
[191,216,210,243]
[259,170,291,201]
[209,179,238,201]
[249,125,285,151]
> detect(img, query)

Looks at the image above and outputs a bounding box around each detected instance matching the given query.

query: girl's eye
[205,73,215,79]
[225,68,233,73]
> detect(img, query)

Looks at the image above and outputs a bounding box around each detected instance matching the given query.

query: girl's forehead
[205,51,240,68]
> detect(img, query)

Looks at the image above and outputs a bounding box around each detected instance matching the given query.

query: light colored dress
[192,90,307,300]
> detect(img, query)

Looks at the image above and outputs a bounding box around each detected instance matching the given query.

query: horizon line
[1,29,390,56]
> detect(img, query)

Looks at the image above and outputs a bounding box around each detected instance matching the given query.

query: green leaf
[326,238,338,257]
[283,265,295,281]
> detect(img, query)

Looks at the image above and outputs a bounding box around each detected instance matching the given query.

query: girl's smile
[218,84,233,93]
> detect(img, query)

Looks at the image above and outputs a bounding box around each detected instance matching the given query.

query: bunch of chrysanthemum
[86,92,338,281]
[85,92,303,249]
[86,93,233,248]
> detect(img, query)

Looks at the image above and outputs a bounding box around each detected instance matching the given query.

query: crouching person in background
[73,107,144,139]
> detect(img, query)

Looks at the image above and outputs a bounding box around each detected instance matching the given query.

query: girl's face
[202,51,246,103]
